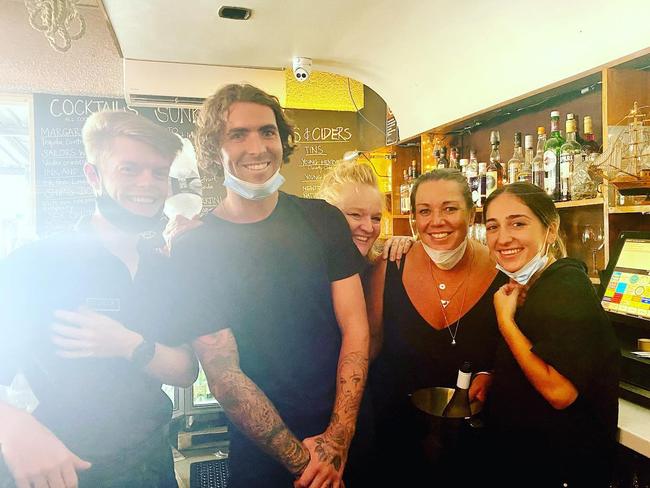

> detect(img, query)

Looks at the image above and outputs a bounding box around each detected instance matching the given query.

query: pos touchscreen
[600,231,650,321]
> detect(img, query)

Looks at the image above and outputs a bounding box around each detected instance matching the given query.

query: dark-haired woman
[367,169,507,485]
[484,182,619,487]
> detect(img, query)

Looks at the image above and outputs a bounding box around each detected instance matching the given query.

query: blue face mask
[495,230,550,285]
[222,165,285,201]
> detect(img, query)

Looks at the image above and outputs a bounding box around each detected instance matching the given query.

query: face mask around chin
[222,165,285,201]
[422,238,468,270]
[95,193,164,234]
[495,229,551,285]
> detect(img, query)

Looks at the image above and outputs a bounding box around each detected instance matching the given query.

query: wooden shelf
[392,214,411,219]
[556,197,604,209]
[609,205,650,214]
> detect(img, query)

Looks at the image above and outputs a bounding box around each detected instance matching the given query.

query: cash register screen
[601,237,650,321]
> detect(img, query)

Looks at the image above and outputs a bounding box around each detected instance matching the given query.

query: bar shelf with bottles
[382,49,650,279]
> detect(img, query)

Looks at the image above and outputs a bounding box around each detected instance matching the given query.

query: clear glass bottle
[519,134,534,183]
[544,110,565,200]
[478,162,487,207]
[507,132,524,184]
[532,127,546,189]
[449,146,459,170]
[486,130,504,197]
[400,169,410,214]
[559,118,581,201]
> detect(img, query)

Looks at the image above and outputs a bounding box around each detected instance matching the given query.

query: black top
[370,253,506,483]
[372,254,506,414]
[0,221,178,462]
[488,258,620,485]
[167,192,366,486]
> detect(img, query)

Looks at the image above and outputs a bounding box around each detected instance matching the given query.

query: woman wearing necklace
[484,183,619,487]
[367,169,507,485]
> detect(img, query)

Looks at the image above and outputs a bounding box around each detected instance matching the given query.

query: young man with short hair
[0,111,198,488]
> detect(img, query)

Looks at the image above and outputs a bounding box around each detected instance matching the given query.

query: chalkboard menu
[33,95,360,235]
[33,94,223,236]
[283,109,359,198]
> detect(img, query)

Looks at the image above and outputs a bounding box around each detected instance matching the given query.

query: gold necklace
[428,243,472,308]
[429,245,474,345]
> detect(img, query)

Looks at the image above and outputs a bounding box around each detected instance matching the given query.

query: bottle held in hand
[442,361,472,418]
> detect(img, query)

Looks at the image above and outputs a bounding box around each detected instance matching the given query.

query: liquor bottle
[486,130,503,197]
[519,134,534,183]
[459,157,468,178]
[442,361,472,418]
[571,113,587,147]
[449,146,459,169]
[438,147,449,169]
[411,160,419,179]
[532,127,546,189]
[582,115,600,156]
[477,162,487,207]
[507,132,524,184]
[543,110,565,200]
[400,169,410,214]
[468,149,479,176]
[560,117,581,201]
[433,149,441,169]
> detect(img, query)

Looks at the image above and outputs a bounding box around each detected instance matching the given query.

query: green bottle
[543,110,565,200]
[559,118,581,201]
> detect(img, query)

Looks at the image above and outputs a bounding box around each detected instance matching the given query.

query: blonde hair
[317,159,384,261]
[82,110,182,167]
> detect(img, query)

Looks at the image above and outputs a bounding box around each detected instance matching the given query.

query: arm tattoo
[327,351,369,451]
[194,331,309,475]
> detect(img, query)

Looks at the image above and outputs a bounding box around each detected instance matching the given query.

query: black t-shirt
[0,223,178,461]
[488,258,620,484]
[167,192,365,484]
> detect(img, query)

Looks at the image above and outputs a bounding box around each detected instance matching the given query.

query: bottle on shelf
[559,117,581,201]
[519,133,534,184]
[442,361,472,418]
[449,146,459,169]
[507,132,524,184]
[459,157,468,178]
[543,110,565,200]
[571,113,587,147]
[582,115,600,157]
[411,159,419,180]
[433,149,441,169]
[400,169,410,214]
[532,127,546,189]
[468,149,479,176]
[477,162,487,207]
[438,146,449,169]
[486,130,504,197]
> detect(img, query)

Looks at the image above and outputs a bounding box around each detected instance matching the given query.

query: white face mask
[422,238,468,270]
[222,165,285,201]
[495,229,550,285]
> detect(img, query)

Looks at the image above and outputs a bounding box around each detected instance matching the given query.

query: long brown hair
[484,182,567,258]
[194,84,295,174]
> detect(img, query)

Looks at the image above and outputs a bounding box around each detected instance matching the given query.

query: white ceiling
[102,0,650,140]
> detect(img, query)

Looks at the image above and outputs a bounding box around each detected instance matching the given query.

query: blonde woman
[317,159,413,263]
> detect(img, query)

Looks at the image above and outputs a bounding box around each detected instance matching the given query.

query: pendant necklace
[429,243,474,345]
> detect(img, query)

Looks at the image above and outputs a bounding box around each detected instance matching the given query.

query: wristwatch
[131,339,156,369]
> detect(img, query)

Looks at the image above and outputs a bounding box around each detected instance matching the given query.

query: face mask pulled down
[422,238,468,270]
[496,230,551,285]
[222,164,285,201]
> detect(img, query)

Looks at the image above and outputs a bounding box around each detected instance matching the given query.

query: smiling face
[485,192,555,272]
[87,136,172,217]
[336,182,383,256]
[414,179,472,250]
[219,101,283,185]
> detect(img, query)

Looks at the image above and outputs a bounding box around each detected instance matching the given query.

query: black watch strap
[131,339,156,369]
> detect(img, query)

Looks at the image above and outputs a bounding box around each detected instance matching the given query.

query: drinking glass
[581,224,605,277]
